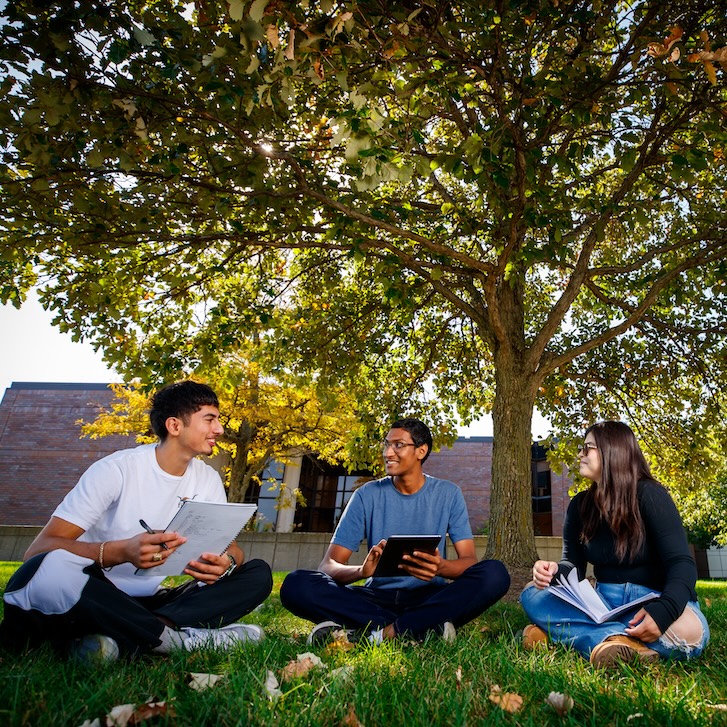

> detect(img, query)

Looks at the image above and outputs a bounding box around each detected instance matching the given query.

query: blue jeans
[520,581,709,660]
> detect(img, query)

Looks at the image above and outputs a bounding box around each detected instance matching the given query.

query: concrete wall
[0,526,564,569]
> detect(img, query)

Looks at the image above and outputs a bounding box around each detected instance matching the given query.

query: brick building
[0,382,572,535]
[0,382,138,526]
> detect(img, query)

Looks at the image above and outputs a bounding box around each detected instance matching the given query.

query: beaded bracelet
[99,541,108,570]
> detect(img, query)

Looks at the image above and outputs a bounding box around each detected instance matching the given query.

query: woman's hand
[625,608,662,642]
[532,560,559,589]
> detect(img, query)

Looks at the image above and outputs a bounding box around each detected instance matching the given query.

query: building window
[531,442,553,535]
[294,456,371,532]
[244,461,285,531]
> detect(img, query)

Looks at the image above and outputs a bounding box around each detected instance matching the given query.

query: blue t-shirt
[331,475,473,590]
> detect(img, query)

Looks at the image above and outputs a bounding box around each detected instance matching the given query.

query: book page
[549,569,659,623]
[135,501,257,577]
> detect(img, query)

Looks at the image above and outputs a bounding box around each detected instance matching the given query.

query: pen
[139,519,169,550]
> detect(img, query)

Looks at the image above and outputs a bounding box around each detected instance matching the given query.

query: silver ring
[152,552,163,562]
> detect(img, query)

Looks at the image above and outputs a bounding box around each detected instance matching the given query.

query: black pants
[0,549,272,656]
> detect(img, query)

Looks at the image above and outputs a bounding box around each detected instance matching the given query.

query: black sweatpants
[0,549,272,656]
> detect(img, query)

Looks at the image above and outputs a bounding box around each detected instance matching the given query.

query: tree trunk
[226,420,257,502]
[485,363,540,569]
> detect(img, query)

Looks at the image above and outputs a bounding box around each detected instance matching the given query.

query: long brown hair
[579,421,653,562]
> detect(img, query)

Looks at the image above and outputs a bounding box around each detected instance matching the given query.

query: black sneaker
[306,620,358,646]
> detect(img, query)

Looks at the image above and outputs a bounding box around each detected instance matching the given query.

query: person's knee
[238,559,273,599]
[660,606,708,656]
[478,559,511,598]
[464,559,510,602]
[4,549,93,614]
[280,570,318,609]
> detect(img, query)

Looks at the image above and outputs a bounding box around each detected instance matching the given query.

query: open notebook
[135,501,257,577]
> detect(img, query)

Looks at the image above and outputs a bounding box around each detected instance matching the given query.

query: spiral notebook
[135,501,257,577]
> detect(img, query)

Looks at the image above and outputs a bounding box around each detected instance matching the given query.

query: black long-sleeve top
[558,479,697,634]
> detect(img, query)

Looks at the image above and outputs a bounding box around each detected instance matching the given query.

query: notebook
[135,501,257,577]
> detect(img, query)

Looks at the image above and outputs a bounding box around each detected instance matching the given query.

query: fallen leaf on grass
[281,652,326,681]
[265,670,283,701]
[706,704,727,712]
[100,701,174,726]
[489,685,523,713]
[547,691,574,716]
[455,665,463,690]
[188,672,224,691]
[626,714,645,721]
[341,704,364,727]
[325,629,356,652]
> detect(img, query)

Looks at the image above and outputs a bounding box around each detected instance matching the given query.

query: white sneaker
[181,623,265,651]
[68,634,120,664]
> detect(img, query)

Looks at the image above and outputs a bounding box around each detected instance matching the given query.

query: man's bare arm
[24,515,184,569]
[319,541,387,584]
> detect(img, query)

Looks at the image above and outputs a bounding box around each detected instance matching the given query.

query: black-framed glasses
[578,443,599,455]
[380,440,418,452]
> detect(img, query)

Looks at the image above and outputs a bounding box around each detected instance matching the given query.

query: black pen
[139,519,169,550]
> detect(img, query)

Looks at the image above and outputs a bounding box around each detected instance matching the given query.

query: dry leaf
[127,702,174,724]
[646,27,683,59]
[265,670,282,700]
[265,24,279,49]
[280,652,326,682]
[188,672,224,691]
[341,704,364,727]
[284,29,295,61]
[455,665,463,690]
[489,685,524,713]
[706,704,727,712]
[106,705,135,727]
[325,629,356,653]
[626,714,645,721]
[547,691,574,716]
[104,701,173,726]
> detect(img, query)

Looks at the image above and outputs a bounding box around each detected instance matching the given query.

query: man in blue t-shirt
[280,418,510,644]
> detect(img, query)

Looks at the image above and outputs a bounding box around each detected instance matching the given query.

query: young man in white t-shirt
[0,381,272,660]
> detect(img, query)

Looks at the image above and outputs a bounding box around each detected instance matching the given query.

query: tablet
[372,535,441,577]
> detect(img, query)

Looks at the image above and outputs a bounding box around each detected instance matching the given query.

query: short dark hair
[389,417,433,462]
[150,381,219,440]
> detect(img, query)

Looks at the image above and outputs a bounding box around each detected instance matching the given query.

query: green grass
[1,564,726,726]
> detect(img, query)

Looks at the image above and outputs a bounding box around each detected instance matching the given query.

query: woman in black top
[520,421,709,667]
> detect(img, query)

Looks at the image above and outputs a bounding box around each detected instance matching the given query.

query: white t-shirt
[53,443,226,597]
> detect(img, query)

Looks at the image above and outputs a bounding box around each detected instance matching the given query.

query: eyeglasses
[380,440,418,452]
[578,443,599,455]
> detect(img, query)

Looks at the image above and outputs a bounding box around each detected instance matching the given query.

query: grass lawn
[0,563,725,726]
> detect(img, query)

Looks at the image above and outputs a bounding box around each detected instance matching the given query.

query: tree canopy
[1,0,726,566]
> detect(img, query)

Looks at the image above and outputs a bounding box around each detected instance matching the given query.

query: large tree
[1,0,726,567]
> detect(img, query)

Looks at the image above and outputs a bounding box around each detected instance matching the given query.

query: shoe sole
[590,643,659,668]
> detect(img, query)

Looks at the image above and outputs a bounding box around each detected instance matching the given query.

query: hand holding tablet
[372,535,441,577]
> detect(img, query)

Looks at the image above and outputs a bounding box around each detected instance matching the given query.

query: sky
[0,291,552,439]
